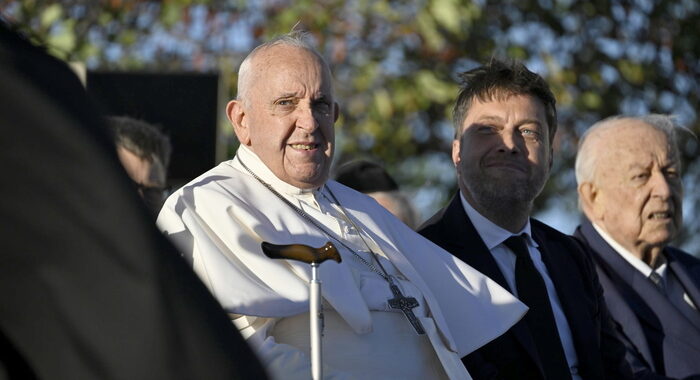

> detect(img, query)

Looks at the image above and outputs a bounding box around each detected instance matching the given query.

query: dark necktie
[504,235,572,380]
[648,271,666,295]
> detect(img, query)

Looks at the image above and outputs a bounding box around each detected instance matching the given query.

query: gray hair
[236,31,327,105]
[575,114,684,188]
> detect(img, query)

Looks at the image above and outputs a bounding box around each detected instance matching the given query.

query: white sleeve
[232,315,353,380]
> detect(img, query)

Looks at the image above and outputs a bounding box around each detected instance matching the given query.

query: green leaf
[374,89,394,118]
[580,91,602,109]
[118,30,138,46]
[161,3,183,28]
[507,45,527,60]
[78,42,100,60]
[618,60,645,85]
[415,70,456,103]
[353,63,379,92]
[40,3,63,29]
[47,22,76,56]
[430,0,460,34]
[416,10,444,51]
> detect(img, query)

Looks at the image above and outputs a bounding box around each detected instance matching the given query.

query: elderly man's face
[587,120,683,256]
[452,94,552,211]
[230,45,337,189]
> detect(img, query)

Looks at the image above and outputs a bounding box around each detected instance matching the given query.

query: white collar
[591,222,667,277]
[233,144,322,199]
[459,192,537,250]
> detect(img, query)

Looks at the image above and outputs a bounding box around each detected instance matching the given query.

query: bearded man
[419,59,633,380]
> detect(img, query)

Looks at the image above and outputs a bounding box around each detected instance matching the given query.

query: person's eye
[274,97,299,108]
[632,172,649,181]
[314,101,331,113]
[476,124,497,133]
[520,128,541,140]
[665,169,679,179]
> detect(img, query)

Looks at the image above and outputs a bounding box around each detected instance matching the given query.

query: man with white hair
[574,115,700,379]
[157,32,526,379]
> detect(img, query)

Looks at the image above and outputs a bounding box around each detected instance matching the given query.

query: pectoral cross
[388,282,425,335]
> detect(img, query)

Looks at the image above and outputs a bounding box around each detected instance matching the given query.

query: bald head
[575,115,683,262]
[237,33,331,106]
[575,115,680,188]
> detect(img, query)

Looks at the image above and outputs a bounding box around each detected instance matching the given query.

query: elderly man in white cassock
[157,32,526,380]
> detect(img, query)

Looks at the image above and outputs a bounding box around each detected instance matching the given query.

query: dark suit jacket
[419,195,632,380]
[574,220,700,379]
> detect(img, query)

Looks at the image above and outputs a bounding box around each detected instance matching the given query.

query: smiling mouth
[649,212,672,220]
[289,143,318,150]
[487,162,526,173]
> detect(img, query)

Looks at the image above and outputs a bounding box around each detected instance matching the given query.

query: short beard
[462,169,547,220]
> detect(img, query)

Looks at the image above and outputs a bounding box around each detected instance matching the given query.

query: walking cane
[261,241,342,380]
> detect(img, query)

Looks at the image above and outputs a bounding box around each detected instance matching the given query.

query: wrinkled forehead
[596,120,677,170]
[605,120,672,152]
[250,45,333,92]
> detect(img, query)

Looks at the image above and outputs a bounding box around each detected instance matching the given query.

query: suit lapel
[577,221,659,368]
[580,222,663,331]
[437,196,543,374]
[663,250,700,334]
[629,259,700,348]
[434,196,510,289]
[667,250,700,314]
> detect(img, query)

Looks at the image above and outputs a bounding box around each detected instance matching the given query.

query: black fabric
[504,235,571,380]
[419,194,634,380]
[0,22,267,379]
[334,159,399,193]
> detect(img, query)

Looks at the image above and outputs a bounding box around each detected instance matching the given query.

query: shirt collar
[459,191,537,250]
[233,144,321,199]
[591,222,667,278]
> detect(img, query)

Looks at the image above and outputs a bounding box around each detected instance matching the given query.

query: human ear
[333,102,340,122]
[578,182,603,220]
[227,100,250,145]
[451,138,461,167]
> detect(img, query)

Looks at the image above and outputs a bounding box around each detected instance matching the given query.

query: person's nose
[650,170,673,200]
[498,129,522,154]
[296,102,318,133]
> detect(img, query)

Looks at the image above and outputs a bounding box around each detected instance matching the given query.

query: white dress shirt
[460,193,582,379]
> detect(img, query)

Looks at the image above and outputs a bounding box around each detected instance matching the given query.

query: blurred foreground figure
[157,32,526,380]
[574,115,700,379]
[108,116,172,216]
[0,22,266,379]
[335,159,419,229]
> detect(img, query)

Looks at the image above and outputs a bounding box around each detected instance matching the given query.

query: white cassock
[157,145,527,380]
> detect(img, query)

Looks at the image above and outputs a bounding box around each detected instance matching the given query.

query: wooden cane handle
[261,241,342,264]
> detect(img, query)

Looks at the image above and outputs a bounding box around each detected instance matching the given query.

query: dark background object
[87,71,220,186]
[0,23,266,379]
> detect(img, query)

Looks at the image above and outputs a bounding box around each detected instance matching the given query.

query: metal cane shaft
[260,242,337,380]
[310,263,322,380]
